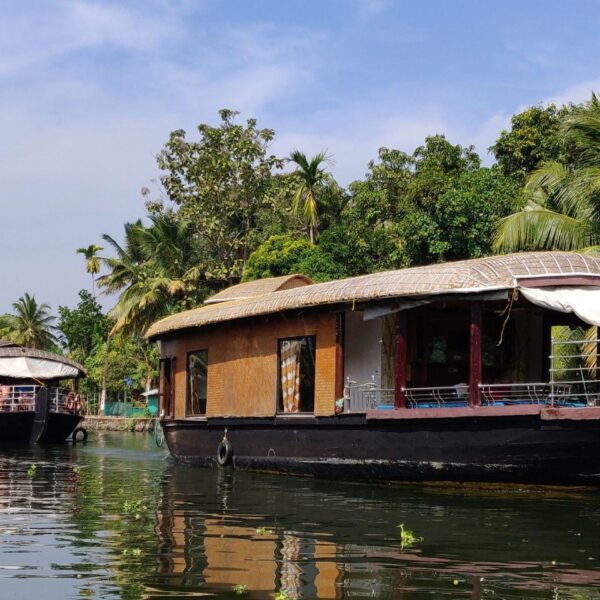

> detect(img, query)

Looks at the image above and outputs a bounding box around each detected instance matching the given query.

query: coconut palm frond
[288,150,333,243]
[1,293,57,349]
[493,207,596,252]
[578,245,600,256]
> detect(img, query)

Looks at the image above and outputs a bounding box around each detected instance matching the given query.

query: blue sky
[1,0,599,314]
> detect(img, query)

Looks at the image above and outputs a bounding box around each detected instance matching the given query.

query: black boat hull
[38,413,83,444]
[163,414,600,486]
[0,412,35,443]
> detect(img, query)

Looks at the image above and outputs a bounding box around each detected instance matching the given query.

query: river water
[0,432,599,599]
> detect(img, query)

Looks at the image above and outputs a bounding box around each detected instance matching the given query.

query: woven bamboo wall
[160,311,337,418]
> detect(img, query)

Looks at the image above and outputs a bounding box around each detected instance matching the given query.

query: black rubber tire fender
[216,438,233,466]
[72,427,88,443]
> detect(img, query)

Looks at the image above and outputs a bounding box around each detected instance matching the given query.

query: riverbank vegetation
[1,94,598,404]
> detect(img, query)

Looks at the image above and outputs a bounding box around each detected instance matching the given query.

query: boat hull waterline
[163,415,600,486]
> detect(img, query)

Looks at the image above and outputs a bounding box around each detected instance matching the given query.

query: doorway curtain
[280,340,302,413]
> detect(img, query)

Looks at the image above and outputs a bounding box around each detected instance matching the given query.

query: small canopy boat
[0,341,86,443]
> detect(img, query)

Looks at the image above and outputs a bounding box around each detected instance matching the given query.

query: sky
[1,0,600,315]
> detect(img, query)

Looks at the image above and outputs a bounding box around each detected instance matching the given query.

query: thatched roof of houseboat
[146,251,600,339]
[0,340,18,348]
[204,274,313,304]
[0,345,86,379]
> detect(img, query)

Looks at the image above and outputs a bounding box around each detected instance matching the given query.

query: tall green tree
[288,150,332,243]
[490,104,569,183]
[76,244,103,297]
[495,94,600,253]
[57,290,109,361]
[156,109,283,283]
[0,293,57,349]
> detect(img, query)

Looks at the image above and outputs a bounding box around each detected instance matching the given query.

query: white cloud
[546,78,600,107]
[0,1,188,79]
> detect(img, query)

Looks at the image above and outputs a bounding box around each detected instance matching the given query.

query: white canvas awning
[520,286,600,327]
[0,357,80,379]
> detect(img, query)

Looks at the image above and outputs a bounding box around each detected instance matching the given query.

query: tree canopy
[495,94,600,253]
[67,97,594,345]
[0,293,57,349]
[8,94,598,407]
[490,104,568,183]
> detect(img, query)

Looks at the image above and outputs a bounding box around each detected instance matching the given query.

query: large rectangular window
[278,336,316,414]
[186,350,208,416]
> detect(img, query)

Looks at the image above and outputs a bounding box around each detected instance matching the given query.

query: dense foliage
[6,93,597,407]
[495,94,600,253]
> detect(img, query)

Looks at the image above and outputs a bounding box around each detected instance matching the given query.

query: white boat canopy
[0,357,81,379]
[520,286,600,327]
[0,343,86,380]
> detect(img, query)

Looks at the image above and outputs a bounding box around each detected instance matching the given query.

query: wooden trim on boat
[366,405,542,420]
[366,405,600,421]
[541,407,600,420]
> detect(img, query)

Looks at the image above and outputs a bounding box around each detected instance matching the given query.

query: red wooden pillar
[596,326,600,381]
[395,311,407,408]
[335,312,345,400]
[469,302,482,407]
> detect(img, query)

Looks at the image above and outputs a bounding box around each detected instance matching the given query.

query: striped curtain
[280,533,302,598]
[281,340,302,413]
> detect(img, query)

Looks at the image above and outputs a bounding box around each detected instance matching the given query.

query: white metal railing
[403,385,469,408]
[344,380,395,412]
[550,337,600,406]
[0,385,86,414]
[479,382,575,406]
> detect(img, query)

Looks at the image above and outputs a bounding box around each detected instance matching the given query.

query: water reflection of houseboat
[0,341,86,443]
[150,467,600,599]
[147,252,600,485]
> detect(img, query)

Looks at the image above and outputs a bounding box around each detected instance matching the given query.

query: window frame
[185,348,209,418]
[276,335,317,415]
[158,356,175,419]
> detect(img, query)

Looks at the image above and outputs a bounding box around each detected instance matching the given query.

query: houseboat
[146,252,600,486]
[0,341,86,443]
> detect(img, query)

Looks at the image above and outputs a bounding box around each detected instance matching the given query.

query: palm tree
[97,220,145,295]
[0,293,57,349]
[288,150,331,243]
[98,215,203,335]
[76,244,104,297]
[494,94,600,253]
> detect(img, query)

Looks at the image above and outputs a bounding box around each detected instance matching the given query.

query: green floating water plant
[27,464,37,478]
[122,499,148,519]
[398,523,423,550]
[232,584,247,595]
